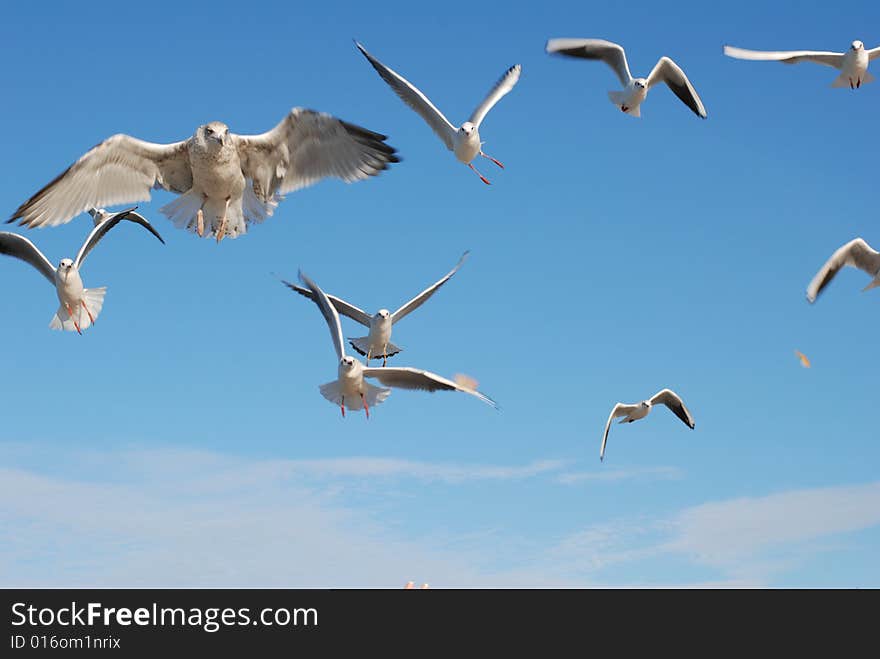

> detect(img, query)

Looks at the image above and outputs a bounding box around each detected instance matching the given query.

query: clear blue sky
[1,0,878,587]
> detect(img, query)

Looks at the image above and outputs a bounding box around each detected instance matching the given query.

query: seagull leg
[382,343,388,367]
[480,151,504,169]
[81,300,95,326]
[367,347,372,364]
[341,396,346,418]
[215,197,231,243]
[468,163,491,185]
[850,77,854,89]
[857,77,862,89]
[196,209,205,237]
[65,302,82,335]
[361,393,370,420]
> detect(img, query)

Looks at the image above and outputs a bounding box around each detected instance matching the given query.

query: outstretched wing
[392,251,469,324]
[806,237,880,303]
[9,135,192,229]
[869,46,880,61]
[468,64,521,127]
[74,207,165,269]
[600,403,635,462]
[649,389,695,429]
[723,45,844,68]
[279,279,372,327]
[297,270,346,361]
[646,57,708,118]
[355,41,458,150]
[362,366,497,408]
[0,232,56,284]
[236,107,399,199]
[545,38,633,87]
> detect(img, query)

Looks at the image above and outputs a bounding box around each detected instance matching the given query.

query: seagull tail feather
[49,287,106,332]
[348,337,402,361]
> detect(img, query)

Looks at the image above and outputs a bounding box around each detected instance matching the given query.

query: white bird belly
[368,322,393,351]
[453,133,481,164]
[55,269,84,305]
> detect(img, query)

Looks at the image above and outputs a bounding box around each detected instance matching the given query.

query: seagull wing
[74,207,165,269]
[806,238,880,303]
[236,107,399,198]
[392,251,469,324]
[298,270,346,361]
[468,64,521,127]
[279,279,372,327]
[646,57,708,118]
[649,389,696,429]
[600,403,635,462]
[545,38,633,87]
[355,41,457,150]
[362,366,497,408]
[9,135,192,229]
[0,232,56,285]
[723,45,845,68]
[869,46,880,61]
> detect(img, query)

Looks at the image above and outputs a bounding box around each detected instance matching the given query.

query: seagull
[600,389,695,462]
[281,251,469,366]
[89,206,152,228]
[8,108,399,242]
[723,40,880,89]
[545,38,708,119]
[355,41,520,185]
[0,207,164,334]
[806,237,880,303]
[296,269,497,418]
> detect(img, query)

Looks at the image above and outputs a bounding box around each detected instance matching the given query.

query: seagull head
[852,40,864,51]
[633,78,647,90]
[459,122,476,136]
[340,355,357,372]
[57,258,75,278]
[201,122,230,146]
[375,309,391,321]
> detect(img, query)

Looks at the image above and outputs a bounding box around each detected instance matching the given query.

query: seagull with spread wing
[295,269,497,418]
[545,38,707,119]
[9,108,399,242]
[281,251,468,365]
[356,41,520,185]
[806,238,880,303]
[0,207,164,334]
[600,389,695,462]
[723,40,880,89]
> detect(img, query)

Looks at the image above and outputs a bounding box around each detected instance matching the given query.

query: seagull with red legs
[0,207,164,334]
[355,41,520,185]
[294,270,498,419]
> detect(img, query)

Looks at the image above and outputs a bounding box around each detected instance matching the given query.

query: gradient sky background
[1,0,879,587]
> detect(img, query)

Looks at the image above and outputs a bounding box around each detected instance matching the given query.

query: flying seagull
[8,108,399,242]
[0,207,164,334]
[355,41,520,185]
[723,40,880,89]
[600,389,695,462]
[281,251,469,365]
[545,38,708,119]
[806,237,880,303]
[296,269,497,418]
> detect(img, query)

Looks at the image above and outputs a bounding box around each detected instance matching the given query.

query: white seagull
[281,251,469,365]
[0,207,164,334]
[356,41,520,185]
[545,38,708,119]
[8,108,399,242]
[296,269,497,418]
[723,40,880,89]
[600,389,695,462]
[806,238,880,303]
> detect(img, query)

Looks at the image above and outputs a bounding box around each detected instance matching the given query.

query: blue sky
[1,0,879,587]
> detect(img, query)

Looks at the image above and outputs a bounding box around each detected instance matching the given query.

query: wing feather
[0,232,56,284]
[806,238,880,302]
[646,57,708,118]
[468,64,521,127]
[74,207,165,269]
[296,270,346,361]
[279,279,372,327]
[236,107,398,200]
[649,389,695,429]
[545,38,632,86]
[723,45,844,68]
[392,251,469,324]
[362,366,497,408]
[355,41,457,149]
[9,135,191,228]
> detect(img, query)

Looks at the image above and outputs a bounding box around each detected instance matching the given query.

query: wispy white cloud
[556,466,684,485]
